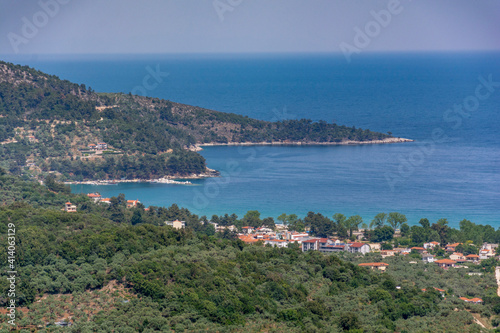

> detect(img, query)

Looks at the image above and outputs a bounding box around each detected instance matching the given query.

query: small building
[358,262,389,272]
[422,253,435,263]
[479,249,495,260]
[87,192,102,203]
[126,199,140,208]
[459,297,483,304]
[465,254,480,263]
[242,226,254,234]
[97,142,108,150]
[88,143,97,150]
[445,243,461,252]
[381,250,398,258]
[165,219,186,229]
[435,259,457,269]
[411,247,426,254]
[449,252,466,262]
[424,241,440,249]
[64,202,77,213]
[302,239,321,252]
[348,242,371,255]
[100,198,111,204]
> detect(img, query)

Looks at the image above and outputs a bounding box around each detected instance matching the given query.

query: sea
[3,52,499,228]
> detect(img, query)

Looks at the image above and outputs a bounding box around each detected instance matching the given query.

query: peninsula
[0,60,412,182]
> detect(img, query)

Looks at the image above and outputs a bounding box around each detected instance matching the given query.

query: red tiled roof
[358,262,388,267]
[466,254,480,258]
[350,242,367,248]
[302,239,320,243]
[435,259,457,264]
[411,247,425,250]
[430,241,440,245]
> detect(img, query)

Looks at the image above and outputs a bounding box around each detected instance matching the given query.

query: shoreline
[192,137,414,151]
[65,172,218,186]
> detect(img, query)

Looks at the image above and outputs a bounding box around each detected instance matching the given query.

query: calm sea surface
[4,52,499,227]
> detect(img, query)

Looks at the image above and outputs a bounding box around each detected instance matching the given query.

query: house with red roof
[126,199,140,208]
[449,252,466,262]
[435,259,457,269]
[411,247,426,254]
[348,242,371,255]
[445,243,462,252]
[63,202,76,213]
[465,254,480,263]
[302,238,321,252]
[424,241,440,249]
[460,297,483,304]
[87,192,102,203]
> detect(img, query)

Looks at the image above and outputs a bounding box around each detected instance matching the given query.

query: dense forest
[1,169,500,332]
[0,60,395,181]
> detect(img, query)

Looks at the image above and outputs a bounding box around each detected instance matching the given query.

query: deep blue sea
[3,52,499,227]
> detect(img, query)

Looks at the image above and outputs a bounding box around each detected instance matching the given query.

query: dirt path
[496,266,500,296]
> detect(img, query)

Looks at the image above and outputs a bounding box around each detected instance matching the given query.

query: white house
[64,202,77,213]
[424,241,440,249]
[348,242,371,255]
[422,253,435,263]
[165,220,186,229]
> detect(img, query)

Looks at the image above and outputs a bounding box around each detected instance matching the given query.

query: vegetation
[1,169,500,331]
[0,60,392,181]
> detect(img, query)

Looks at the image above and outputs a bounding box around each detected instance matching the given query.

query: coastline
[65,171,218,186]
[192,137,414,151]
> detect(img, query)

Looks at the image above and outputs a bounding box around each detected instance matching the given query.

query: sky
[1,0,499,55]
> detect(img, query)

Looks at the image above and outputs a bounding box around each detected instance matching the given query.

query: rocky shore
[193,137,413,150]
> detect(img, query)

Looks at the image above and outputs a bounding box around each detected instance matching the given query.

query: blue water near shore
[5,52,499,227]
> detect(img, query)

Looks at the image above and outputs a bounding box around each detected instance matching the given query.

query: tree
[400,223,410,237]
[419,218,430,229]
[262,217,275,230]
[369,226,395,242]
[306,212,334,238]
[242,210,261,228]
[370,213,387,229]
[431,218,450,246]
[333,213,348,239]
[346,215,363,237]
[387,212,407,230]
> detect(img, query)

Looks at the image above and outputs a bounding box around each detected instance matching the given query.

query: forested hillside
[1,170,499,332]
[0,60,394,181]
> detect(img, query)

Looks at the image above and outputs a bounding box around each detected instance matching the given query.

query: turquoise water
[5,53,499,227]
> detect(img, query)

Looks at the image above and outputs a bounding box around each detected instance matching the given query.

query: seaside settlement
[62,192,498,307]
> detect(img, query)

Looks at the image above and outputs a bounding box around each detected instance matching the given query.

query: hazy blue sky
[1,0,499,55]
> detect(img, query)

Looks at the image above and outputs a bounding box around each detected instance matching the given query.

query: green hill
[0,60,398,181]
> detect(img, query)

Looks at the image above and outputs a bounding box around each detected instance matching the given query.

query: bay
[5,52,499,227]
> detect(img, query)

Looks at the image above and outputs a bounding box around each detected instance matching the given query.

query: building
[126,199,140,208]
[422,253,435,263]
[64,202,77,213]
[100,198,111,204]
[449,252,466,262]
[435,259,456,269]
[445,243,461,252]
[348,242,371,255]
[479,249,495,260]
[97,142,108,150]
[88,143,97,150]
[410,247,426,254]
[358,262,389,272]
[165,220,186,229]
[381,250,398,258]
[302,239,321,252]
[242,226,254,234]
[459,297,483,304]
[424,241,440,249]
[87,192,102,203]
[465,254,480,263]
